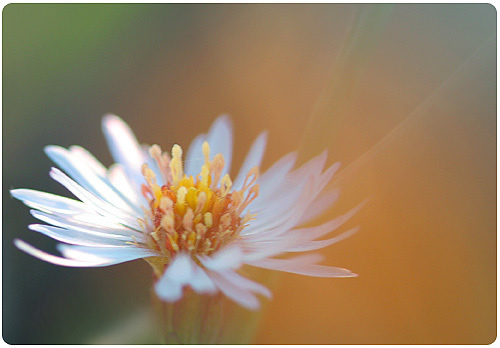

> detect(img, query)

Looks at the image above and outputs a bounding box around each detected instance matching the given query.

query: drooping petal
[155,253,193,302]
[189,264,217,294]
[205,269,261,310]
[165,253,193,283]
[155,276,183,302]
[217,269,272,299]
[198,244,244,270]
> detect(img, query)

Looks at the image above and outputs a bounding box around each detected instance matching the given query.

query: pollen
[141,142,259,261]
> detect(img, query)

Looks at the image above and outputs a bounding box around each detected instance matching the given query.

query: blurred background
[3,4,496,344]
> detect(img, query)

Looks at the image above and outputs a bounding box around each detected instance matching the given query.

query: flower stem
[152,288,263,344]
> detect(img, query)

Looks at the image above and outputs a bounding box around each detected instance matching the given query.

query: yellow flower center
[139,141,259,275]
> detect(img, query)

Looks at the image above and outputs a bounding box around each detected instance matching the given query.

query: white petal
[155,277,183,302]
[28,224,134,247]
[155,254,217,299]
[45,145,142,216]
[165,253,193,283]
[285,226,359,252]
[218,269,272,299]
[49,168,141,230]
[242,179,310,236]
[57,244,158,264]
[238,238,298,261]
[242,152,299,217]
[250,197,365,246]
[206,269,260,310]
[107,163,144,207]
[245,252,321,265]
[275,155,335,211]
[68,145,107,177]
[184,133,207,177]
[206,115,233,177]
[233,131,268,191]
[308,162,341,201]
[257,152,297,200]
[141,144,165,186]
[64,214,143,236]
[247,211,351,256]
[189,265,217,294]
[101,114,146,186]
[250,182,308,220]
[287,150,327,184]
[30,210,143,239]
[154,253,193,302]
[289,201,366,242]
[199,244,244,270]
[11,189,92,215]
[14,239,112,267]
[246,254,357,278]
[298,189,340,225]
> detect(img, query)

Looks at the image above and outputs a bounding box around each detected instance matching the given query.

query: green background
[3,4,496,344]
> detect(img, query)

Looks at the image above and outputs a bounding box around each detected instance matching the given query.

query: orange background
[3,4,495,344]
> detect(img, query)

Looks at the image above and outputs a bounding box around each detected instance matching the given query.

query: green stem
[152,288,263,344]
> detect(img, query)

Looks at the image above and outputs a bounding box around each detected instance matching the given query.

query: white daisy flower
[12,114,361,310]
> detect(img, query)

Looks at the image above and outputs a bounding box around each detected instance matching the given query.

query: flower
[12,114,361,310]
